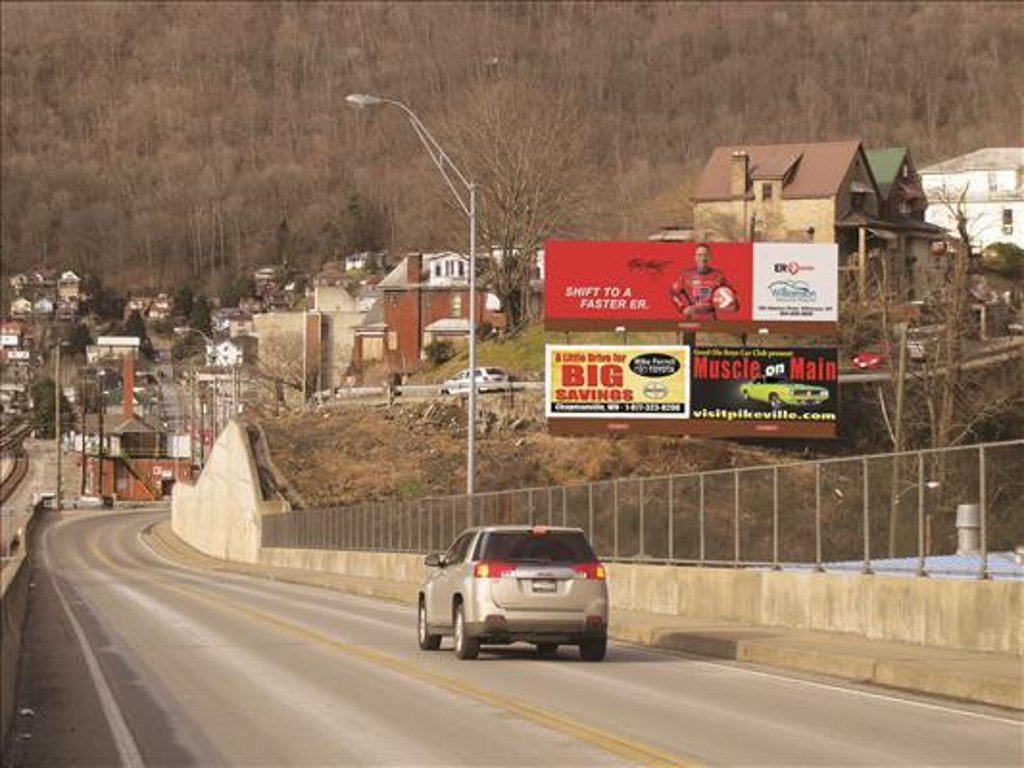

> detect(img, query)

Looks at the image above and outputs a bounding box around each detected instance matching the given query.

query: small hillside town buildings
[920,148,1024,252]
[10,297,32,317]
[692,139,944,302]
[58,270,82,302]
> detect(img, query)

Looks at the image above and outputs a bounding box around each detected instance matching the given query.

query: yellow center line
[92,519,704,767]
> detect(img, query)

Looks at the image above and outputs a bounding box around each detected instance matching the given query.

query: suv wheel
[418,599,441,651]
[579,638,607,662]
[453,603,479,660]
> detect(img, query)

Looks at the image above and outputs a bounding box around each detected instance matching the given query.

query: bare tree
[446,77,592,330]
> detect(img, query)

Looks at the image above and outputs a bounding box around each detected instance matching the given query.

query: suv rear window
[475,531,596,563]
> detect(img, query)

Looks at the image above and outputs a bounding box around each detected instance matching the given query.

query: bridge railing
[261,439,1024,579]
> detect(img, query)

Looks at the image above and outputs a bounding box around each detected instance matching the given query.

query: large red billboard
[543,241,837,332]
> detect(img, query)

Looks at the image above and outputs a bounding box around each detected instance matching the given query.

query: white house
[424,251,470,287]
[206,338,246,368]
[33,296,55,316]
[920,148,1023,251]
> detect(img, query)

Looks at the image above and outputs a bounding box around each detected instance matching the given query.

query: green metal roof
[865,147,907,199]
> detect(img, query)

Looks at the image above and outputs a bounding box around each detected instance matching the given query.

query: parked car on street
[440,367,510,395]
[739,376,830,409]
[850,349,889,370]
[418,525,609,661]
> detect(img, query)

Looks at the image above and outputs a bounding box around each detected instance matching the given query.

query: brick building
[352,253,502,376]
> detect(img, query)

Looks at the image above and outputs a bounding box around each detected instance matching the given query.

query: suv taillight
[572,562,606,580]
[474,561,516,579]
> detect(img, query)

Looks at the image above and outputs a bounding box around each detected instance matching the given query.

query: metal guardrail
[261,439,1024,579]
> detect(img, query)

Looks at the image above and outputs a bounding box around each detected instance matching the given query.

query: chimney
[730,150,749,198]
[122,355,134,419]
[406,253,423,285]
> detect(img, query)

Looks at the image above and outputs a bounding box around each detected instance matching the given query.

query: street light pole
[54,342,63,512]
[346,93,479,509]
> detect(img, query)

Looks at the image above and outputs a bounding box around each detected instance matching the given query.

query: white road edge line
[133,515,1023,728]
[41,521,146,768]
[619,643,1023,727]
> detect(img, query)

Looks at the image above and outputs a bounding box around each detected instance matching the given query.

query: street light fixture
[346,93,480,506]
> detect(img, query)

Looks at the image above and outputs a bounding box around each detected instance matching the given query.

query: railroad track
[0,416,32,505]
[0,451,29,505]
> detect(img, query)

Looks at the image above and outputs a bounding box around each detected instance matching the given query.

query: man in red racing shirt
[669,243,739,319]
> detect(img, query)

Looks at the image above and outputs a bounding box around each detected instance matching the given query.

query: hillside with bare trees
[2,2,1021,291]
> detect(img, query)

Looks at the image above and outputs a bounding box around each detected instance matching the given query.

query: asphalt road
[11,509,1022,767]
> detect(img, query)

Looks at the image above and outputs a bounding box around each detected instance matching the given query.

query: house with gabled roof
[693,139,944,302]
[920,147,1023,251]
[351,253,503,377]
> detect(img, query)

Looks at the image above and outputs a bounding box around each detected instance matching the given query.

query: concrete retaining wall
[171,421,289,563]
[1,505,41,747]
[251,551,1021,656]
[605,564,1022,656]
[171,421,1020,657]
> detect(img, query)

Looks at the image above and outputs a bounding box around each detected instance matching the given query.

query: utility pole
[888,321,910,557]
[97,371,105,497]
[79,372,87,496]
[189,367,196,469]
[54,342,63,512]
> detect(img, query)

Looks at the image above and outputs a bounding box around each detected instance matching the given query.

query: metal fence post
[528,489,534,525]
[667,476,674,561]
[979,445,988,580]
[733,471,740,568]
[916,453,926,577]
[588,484,594,539]
[639,477,645,558]
[562,487,568,527]
[772,467,780,570]
[698,474,706,567]
[613,480,619,559]
[862,458,873,575]
[547,487,554,525]
[815,463,823,572]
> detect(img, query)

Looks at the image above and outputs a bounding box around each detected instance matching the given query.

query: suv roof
[462,525,585,534]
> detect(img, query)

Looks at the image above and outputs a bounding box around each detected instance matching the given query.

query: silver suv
[417,526,609,661]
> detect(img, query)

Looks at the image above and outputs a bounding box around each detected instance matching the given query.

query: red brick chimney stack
[406,253,423,285]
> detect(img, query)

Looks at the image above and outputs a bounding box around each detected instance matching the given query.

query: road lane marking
[41,522,146,768]
[135,516,1024,728]
[119,525,701,767]
[157,579,700,768]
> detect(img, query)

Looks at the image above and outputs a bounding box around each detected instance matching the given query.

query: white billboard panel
[750,243,838,323]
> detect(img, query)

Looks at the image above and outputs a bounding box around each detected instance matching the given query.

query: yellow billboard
[545,345,690,419]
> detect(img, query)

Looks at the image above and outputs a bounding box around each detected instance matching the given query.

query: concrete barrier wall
[171,422,1020,656]
[172,421,289,564]
[1,505,41,747]
[605,564,1022,656]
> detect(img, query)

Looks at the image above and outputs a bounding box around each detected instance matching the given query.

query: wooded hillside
[2,2,1020,289]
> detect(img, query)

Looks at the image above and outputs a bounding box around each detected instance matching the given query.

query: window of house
[762,183,773,201]
[902,164,909,180]
[989,172,999,192]
[851,192,864,211]
[899,200,911,216]
[1003,208,1014,234]
[451,294,462,317]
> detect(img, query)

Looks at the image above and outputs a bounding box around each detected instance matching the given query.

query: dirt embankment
[259,396,804,509]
